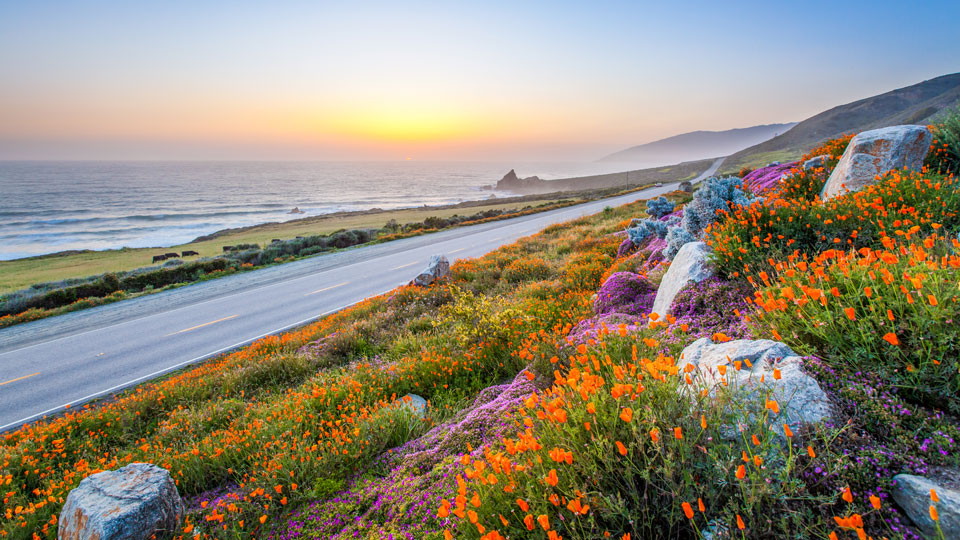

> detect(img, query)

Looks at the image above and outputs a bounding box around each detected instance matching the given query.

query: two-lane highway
[0,158,723,431]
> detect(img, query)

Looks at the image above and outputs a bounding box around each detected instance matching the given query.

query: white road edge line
[0,298,365,433]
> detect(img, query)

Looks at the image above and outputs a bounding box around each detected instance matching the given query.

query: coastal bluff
[494,158,715,194]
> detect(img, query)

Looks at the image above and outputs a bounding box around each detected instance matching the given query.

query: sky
[1,0,959,162]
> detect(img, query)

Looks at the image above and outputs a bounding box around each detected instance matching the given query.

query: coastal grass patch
[718,148,803,176]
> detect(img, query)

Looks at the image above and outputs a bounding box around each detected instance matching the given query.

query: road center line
[448,248,466,254]
[166,315,238,336]
[391,261,419,270]
[0,372,40,387]
[304,281,350,296]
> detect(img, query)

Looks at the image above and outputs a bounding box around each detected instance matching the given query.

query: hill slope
[598,123,796,165]
[723,72,960,172]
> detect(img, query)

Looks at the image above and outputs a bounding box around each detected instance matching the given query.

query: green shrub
[928,104,960,176]
[748,235,960,413]
[433,285,521,348]
[501,257,553,282]
[448,334,833,539]
[118,259,230,291]
[709,169,960,278]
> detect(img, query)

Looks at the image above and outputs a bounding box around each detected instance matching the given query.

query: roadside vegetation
[0,190,637,329]
[2,119,959,539]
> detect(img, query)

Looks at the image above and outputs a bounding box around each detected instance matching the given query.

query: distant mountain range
[598,123,797,165]
[723,72,960,172]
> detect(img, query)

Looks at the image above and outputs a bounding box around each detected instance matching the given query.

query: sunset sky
[1,0,958,161]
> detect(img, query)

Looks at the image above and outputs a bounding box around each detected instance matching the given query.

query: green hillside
[722,72,960,172]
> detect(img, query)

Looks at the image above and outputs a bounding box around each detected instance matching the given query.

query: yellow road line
[448,248,466,254]
[391,261,419,270]
[166,315,238,336]
[304,281,350,296]
[0,372,40,387]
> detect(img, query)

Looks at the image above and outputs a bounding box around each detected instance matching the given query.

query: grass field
[718,148,803,175]
[0,197,577,294]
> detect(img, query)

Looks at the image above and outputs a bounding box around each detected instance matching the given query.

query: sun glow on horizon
[316,105,499,143]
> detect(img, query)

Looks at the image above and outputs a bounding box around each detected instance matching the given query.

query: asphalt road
[0,158,723,431]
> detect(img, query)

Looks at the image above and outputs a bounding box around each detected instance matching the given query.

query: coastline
[0,186,631,295]
[0,159,714,294]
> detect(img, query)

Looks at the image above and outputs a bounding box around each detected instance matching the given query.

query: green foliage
[433,285,522,347]
[928,104,960,176]
[454,335,833,539]
[709,170,960,278]
[748,236,960,414]
[501,256,553,283]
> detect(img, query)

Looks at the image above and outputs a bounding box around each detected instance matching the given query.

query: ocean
[0,160,634,260]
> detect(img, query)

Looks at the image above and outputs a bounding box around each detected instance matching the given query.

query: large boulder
[679,181,694,193]
[58,463,184,540]
[678,338,832,427]
[891,470,960,538]
[651,241,713,318]
[821,125,932,200]
[413,255,450,287]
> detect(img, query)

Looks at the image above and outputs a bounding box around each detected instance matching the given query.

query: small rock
[413,255,451,287]
[802,154,830,170]
[58,463,184,540]
[651,241,713,318]
[678,338,832,427]
[679,181,693,193]
[400,394,428,419]
[821,125,932,200]
[891,471,960,537]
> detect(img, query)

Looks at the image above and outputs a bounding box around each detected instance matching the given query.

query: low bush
[747,234,960,413]
[502,257,553,283]
[927,104,960,176]
[667,277,753,340]
[708,169,960,278]
[593,271,656,317]
[433,285,523,348]
[645,196,675,218]
[444,332,834,539]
